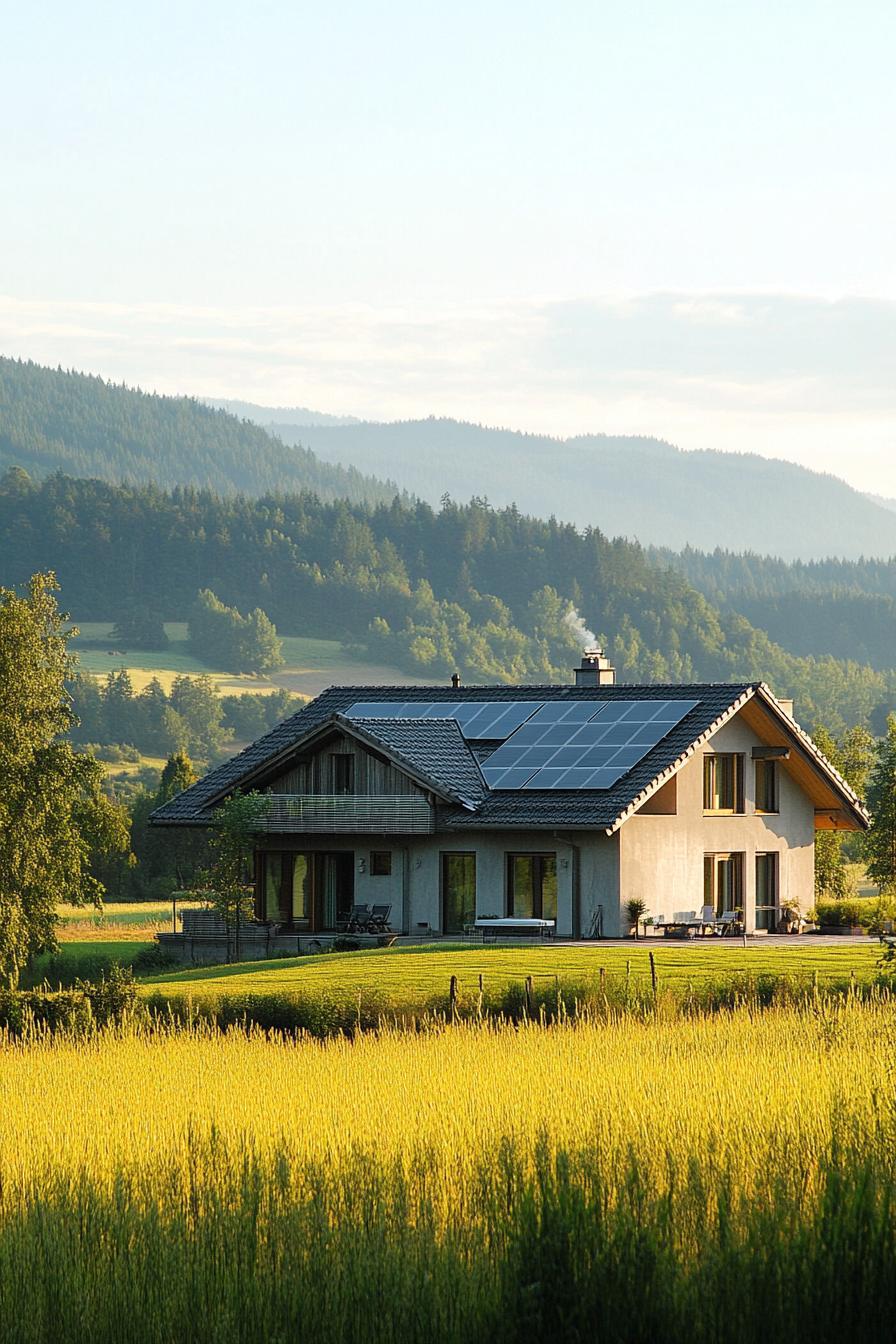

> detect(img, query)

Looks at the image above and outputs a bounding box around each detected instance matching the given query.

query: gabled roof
[149,680,868,833]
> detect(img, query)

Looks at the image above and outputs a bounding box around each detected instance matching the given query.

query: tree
[188,589,283,674]
[812,724,858,901]
[111,604,168,649]
[169,674,229,759]
[865,716,896,894]
[0,573,130,985]
[193,792,266,960]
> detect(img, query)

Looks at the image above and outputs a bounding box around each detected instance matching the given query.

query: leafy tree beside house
[812,723,875,901]
[0,573,130,985]
[865,715,896,894]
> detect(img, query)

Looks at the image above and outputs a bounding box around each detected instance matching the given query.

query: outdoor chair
[699,904,716,934]
[341,903,371,933]
[715,911,739,936]
[366,904,393,933]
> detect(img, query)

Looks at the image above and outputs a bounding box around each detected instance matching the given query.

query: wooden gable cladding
[267,732,424,798]
[738,698,862,831]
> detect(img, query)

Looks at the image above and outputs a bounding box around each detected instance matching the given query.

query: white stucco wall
[618,716,816,933]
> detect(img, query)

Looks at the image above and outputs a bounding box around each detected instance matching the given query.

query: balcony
[259,794,434,834]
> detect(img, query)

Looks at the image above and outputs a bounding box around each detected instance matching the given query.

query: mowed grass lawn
[142,939,883,1004]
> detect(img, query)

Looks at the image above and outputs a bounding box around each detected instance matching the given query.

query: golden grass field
[0,1002,894,1341]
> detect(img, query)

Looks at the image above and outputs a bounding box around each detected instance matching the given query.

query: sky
[2,1,895,493]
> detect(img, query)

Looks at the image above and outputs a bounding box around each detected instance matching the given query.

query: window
[703,754,744,813]
[370,851,392,876]
[703,852,744,915]
[442,853,476,933]
[263,852,311,924]
[755,759,779,813]
[755,852,779,931]
[330,753,354,794]
[507,854,558,920]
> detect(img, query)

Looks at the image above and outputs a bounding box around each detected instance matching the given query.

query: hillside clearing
[69,623,416,697]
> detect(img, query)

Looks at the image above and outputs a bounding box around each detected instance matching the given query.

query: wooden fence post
[525,975,533,1017]
[649,951,658,998]
[449,974,458,1021]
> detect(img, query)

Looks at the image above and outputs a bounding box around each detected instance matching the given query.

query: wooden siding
[267,733,425,798]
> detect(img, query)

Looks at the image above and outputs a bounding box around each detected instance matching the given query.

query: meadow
[70,622,416,698]
[0,1001,894,1341]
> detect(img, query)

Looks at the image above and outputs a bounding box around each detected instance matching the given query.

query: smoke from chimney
[564,605,597,647]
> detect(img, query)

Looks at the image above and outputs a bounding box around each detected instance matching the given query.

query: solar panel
[486,697,699,790]
[346,700,543,741]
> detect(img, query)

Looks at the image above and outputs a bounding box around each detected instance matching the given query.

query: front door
[442,853,476,933]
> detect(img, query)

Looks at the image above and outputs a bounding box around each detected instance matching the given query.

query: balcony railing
[260,794,434,834]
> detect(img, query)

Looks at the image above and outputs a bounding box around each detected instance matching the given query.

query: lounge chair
[341,903,371,933]
[715,911,740,937]
[366,903,393,933]
[699,904,716,934]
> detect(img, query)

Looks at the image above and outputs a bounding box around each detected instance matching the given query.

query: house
[150,651,868,947]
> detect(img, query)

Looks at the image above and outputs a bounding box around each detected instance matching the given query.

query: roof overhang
[606,684,869,835]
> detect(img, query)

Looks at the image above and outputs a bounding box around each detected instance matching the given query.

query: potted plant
[625,897,648,940]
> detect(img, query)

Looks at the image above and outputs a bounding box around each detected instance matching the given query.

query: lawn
[142,939,882,1004]
[68,623,417,698]
[22,940,150,989]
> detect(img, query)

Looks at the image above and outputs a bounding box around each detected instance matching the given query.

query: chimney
[575,646,616,688]
[451,672,461,689]
[777,697,794,719]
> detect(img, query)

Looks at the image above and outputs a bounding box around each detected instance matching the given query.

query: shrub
[0,988,93,1035]
[75,964,139,1027]
[813,899,867,928]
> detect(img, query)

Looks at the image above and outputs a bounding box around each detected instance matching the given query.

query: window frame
[330,752,355,794]
[703,753,745,814]
[370,850,392,877]
[506,852,558,921]
[703,851,745,916]
[754,759,779,814]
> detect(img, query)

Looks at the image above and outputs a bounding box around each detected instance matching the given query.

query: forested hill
[652,545,896,677]
[1,469,892,734]
[263,415,896,562]
[0,359,397,504]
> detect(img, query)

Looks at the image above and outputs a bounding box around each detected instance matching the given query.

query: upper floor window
[703,753,744,813]
[330,753,354,794]
[754,759,779,813]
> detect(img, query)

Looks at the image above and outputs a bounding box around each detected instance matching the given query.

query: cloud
[1,291,894,493]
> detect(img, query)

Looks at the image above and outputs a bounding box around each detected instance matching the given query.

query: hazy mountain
[254,415,895,562]
[866,492,896,515]
[0,359,396,505]
[206,398,360,427]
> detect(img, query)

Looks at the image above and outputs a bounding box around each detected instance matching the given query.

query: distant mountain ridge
[205,398,361,428]
[0,358,397,504]
[255,414,895,562]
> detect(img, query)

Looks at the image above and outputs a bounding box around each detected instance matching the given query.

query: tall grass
[0,1002,895,1339]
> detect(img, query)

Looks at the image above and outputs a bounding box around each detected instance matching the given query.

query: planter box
[819,924,865,936]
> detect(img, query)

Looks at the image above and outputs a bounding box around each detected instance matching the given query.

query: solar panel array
[480,699,698,790]
[346,697,698,791]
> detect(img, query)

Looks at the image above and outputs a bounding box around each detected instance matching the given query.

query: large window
[507,854,558,920]
[703,754,745,813]
[703,852,744,915]
[442,853,476,933]
[755,852,779,931]
[754,759,779,813]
